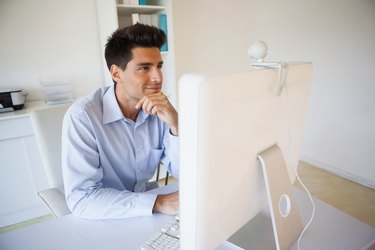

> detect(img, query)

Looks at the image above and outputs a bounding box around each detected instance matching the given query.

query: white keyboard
[141,215,180,250]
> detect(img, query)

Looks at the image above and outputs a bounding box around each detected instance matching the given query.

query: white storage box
[39,75,74,105]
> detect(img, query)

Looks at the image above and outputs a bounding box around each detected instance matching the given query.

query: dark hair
[104,23,166,71]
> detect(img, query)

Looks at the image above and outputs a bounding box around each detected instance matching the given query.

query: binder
[159,14,168,52]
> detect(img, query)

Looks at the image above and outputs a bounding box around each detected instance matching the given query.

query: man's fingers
[151,105,159,116]
[137,93,170,114]
[135,97,144,110]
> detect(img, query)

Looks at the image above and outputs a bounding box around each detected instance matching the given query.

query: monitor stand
[258,145,304,250]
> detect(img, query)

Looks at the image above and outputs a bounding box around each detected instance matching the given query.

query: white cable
[295,165,316,250]
[283,65,316,250]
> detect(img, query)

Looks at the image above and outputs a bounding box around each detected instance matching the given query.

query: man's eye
[138,66,149,71]
[158,64,163,69]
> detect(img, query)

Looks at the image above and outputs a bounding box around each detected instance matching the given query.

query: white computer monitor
[178,62,312,249]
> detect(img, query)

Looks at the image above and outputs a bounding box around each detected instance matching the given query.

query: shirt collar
[136,108,149,125]
[103,85,124,124]
[103,85,150,125]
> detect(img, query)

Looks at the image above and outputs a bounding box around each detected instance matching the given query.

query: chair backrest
[30,104,70,192]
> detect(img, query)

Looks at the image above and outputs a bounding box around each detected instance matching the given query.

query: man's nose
[151,68,162,82]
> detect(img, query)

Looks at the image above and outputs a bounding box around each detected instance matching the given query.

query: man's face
[116,47,163,103]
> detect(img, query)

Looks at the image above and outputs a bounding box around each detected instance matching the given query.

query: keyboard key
[141,215,181,250]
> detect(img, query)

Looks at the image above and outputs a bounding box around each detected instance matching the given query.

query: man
[62,23,179,219]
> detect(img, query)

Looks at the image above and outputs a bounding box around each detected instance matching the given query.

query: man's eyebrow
[136,61,164,67]
[136,62,152,67]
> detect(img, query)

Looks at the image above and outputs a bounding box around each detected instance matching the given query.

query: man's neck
[115,88,140,122]
[118,100,139,122]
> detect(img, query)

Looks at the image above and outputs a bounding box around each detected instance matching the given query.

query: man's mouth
[145,86,161,93]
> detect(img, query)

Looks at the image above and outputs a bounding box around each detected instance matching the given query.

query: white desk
[229,188,375,250]
[0,184,374,250]
[0,183,179,250]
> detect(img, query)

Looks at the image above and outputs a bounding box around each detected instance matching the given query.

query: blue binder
[159,14,168,52]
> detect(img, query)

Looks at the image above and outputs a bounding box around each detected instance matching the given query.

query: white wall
[173,0,375,188]
[0,0,105,101]
[173,1,250,76]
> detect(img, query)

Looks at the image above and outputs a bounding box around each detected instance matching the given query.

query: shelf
[117,5,167,15]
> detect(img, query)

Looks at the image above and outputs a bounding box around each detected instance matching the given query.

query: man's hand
[135,92,178,135]
[153,191,179,215]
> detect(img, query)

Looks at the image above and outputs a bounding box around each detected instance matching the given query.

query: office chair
[156,164,170,185]
[30,104,71,217]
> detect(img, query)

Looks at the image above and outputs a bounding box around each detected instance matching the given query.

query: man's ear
[110,64,122,84]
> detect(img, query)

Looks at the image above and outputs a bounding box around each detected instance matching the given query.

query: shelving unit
[116,4,170,53]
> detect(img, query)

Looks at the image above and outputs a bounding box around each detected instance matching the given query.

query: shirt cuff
[136,192,158,216]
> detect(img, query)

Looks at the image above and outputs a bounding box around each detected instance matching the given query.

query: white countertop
[0,100,72,121]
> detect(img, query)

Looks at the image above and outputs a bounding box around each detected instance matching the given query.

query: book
[139,0,147,5]
[159,14,168,52]
[139,14,152,25]
[129,0,139,5]
[151,14,159,27]
[132,13,140,24]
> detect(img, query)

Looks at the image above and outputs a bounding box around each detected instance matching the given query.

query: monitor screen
[178,62,312,249]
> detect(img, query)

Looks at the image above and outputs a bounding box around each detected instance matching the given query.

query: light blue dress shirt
[61,86,179,219]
